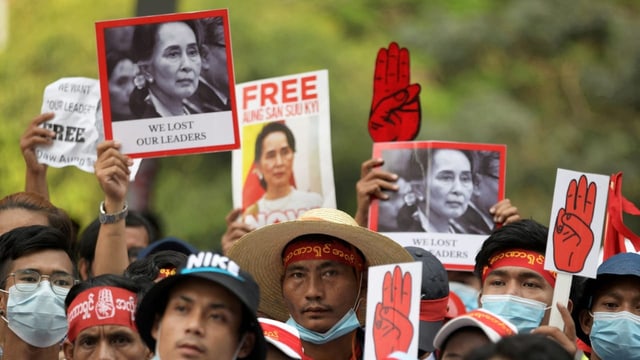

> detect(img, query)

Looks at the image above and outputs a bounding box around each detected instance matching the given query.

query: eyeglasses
[8,269,78,296]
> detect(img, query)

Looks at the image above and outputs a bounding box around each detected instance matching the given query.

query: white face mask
[1,282,68,347]
[480,294,550,333]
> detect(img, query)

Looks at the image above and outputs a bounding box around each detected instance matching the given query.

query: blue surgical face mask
[286,309,361,344]
[480,294,548,334]
[449,282,479,312]
[1,281,68,347]
[590,311,640,360]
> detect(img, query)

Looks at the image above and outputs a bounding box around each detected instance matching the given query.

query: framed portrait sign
[95,9,239,158]
[369,141,507,271]
[231,70,337,229]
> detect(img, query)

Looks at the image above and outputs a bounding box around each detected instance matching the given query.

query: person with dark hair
[576,252,640,360]
[228,208,414,360]
[106,49,136,121]
[124,249,188,285]
[76,209,156,280]
[433,308,518,360]
[404,246,450,359]
[0,225,77,359]
[242,121,323,224]
[0,191,75,245]
[135,251,267,359]
[464,333,573,360]
[62,274,151,359]
[189,16,231,113]
[474,219,578,356]
[129,20,201,118]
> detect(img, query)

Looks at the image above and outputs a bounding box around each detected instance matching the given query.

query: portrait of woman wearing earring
[129,20,202,119]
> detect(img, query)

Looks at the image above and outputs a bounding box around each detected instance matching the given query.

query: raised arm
[354,158,399,227]
[92,140,132,276]
[21,113,56,198]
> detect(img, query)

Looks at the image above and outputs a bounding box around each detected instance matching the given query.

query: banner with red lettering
[232,70,336,228]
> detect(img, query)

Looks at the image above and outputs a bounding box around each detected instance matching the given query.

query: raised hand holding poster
[544,168,609,328]
[232,70,336,228]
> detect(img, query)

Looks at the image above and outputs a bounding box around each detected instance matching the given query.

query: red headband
[481,249,557,287]
[283,239,365,272]
[260,321,304,357]
[419,296,449,322]
[156,267,177,280]
[67,286,137,342]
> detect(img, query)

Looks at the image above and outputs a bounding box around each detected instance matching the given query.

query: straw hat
[227,208,414,322]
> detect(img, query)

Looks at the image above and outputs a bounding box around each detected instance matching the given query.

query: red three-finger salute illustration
[369,42,421,142]
[373,265,414,360]
[553,175,597,272]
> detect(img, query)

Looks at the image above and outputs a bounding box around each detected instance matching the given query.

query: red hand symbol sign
[373,265,414,359]
[369,42,421,142]
[553,175,597,272]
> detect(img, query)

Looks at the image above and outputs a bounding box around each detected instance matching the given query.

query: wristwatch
[99,201,129,224]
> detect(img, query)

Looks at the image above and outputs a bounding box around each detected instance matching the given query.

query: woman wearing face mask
[0,225,76,360]
[129,20,202,118]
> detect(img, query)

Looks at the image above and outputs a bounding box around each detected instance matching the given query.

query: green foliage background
[1,0,639,250]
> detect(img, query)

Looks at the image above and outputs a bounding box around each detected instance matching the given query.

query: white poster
[232,70,336,228]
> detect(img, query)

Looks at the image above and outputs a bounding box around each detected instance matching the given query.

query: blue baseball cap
[597,252,640,277]
[137,236,198,259]
[136,251,267,359]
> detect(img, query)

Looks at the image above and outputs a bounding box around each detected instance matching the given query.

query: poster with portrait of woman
[231,70,336,229]
[95,9,239,158]
[369,141,507,271]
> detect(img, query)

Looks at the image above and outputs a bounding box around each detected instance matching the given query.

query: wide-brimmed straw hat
[227,208,414,322]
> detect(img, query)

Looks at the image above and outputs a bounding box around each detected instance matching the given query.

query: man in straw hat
[135,251,267,360]
[227,208,414,360]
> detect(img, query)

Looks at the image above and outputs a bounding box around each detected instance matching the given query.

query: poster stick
[548,272,572,329]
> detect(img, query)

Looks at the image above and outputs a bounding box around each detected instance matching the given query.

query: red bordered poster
[95,9,239,158]
[370,141,507,271]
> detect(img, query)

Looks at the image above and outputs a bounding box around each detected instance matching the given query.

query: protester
[0,191,75,243]
[228,208,414,360]
[0,225,77,360]
[20,113,57,198]
[474,219,578,356]
[259,317,304,360]
[576,252,640,360]
[88,139,135,278]
[432,308,517,360]
[76,209,156,280]
[464,333,573,360]
[62,274,151,360]
[124,237,197,284]
[135,251,267,359]
[405,246,450,359]
[130,20,202,118]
